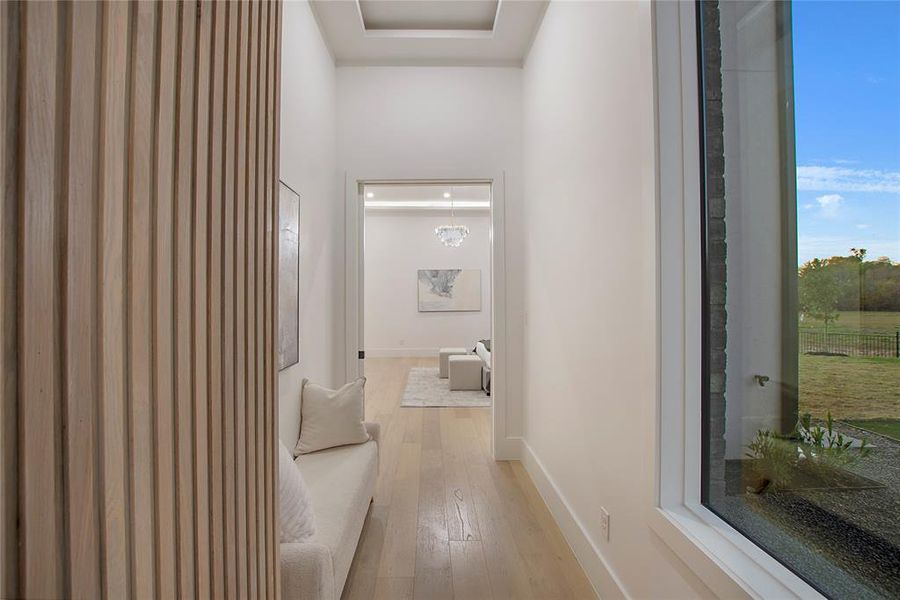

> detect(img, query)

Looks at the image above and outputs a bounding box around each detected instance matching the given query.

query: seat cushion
[279,441,316,542]
[294,439,377,597]
[475,341,491,369]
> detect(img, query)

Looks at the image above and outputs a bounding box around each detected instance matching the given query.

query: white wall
[720,0,786,457]
[364,210,491,356]
[336,66,525,436]
[521,2,713,598]
[278,0,340,447]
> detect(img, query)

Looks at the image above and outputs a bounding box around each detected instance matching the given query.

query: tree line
[799,249,900,327]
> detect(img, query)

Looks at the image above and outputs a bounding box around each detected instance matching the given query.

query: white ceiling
[309,0,549,66]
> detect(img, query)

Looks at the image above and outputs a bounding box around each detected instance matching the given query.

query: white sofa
[281,421,380,600]
[475,341,491,394]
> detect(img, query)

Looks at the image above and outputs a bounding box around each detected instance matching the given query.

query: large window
[699,1,900,598]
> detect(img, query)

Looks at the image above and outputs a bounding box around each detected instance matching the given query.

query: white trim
[344,173,364,382]
[364,348,438,358]
[520,440,621,600]
[344,170,516,461]
[353,0,502,38]
[363,29,495,41]
[334,58,524,69]
[364,200,491,210]
[651,3,823,599]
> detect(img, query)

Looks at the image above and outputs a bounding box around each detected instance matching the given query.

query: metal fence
[799,330,900,358]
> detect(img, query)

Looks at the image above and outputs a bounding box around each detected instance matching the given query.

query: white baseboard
[493,435,523,461]
[364,347,438,358]
[520,440,628,600]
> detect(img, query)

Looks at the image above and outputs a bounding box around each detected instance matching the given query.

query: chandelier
[434,189,469,247]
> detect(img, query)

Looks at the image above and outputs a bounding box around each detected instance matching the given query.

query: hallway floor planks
[341,358,596,600]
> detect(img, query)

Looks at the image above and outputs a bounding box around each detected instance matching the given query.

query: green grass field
[800,310,900,335]
[844,419,900,441]
[797,311,898,420]
[799,354,900,420]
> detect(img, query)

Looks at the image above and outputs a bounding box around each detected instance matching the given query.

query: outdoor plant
[746,430,797,490]
[745,412,870,493]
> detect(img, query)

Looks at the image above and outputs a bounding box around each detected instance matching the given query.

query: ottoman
[449,355,483,391]
[439,347,469,378]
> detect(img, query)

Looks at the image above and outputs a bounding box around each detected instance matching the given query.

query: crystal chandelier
[435,189,469,247]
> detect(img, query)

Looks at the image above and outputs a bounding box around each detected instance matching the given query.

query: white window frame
[650,3,824,598]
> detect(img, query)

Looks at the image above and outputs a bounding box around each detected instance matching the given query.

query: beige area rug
[400,367,491,408]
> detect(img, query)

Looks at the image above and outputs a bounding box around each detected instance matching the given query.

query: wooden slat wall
[0,1,282,598]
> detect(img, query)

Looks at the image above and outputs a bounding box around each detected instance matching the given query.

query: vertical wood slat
[245,2,260,597]
[255,2,270,596]
[270,1,284,595]
[2,2,281,597]
[193,3,213,599]
[174,1,198,596]
[19,2,65,597]
[127,3,158,598]
[153,1,180,597]
[263,0,276,593]
[0,1,18,593]
[275,1,284,594]
[234,1,250,595]
[64,3,103,598]
[97,2,132,597]
[222,0,239,596]
[207,1,227,597]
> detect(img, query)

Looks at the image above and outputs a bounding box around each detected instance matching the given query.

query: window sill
[649,506,824,600]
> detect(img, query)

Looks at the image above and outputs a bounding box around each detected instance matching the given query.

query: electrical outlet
[599,507,610,541]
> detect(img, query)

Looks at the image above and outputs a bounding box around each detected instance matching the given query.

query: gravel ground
[711,422,900,599]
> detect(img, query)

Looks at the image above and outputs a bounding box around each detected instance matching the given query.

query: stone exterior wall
[701,0,728,500]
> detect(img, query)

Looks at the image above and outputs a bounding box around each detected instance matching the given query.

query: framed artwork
[278,181,300,370]
[417,269,481,312]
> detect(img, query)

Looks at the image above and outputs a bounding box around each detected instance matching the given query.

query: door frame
[344,169,511,460]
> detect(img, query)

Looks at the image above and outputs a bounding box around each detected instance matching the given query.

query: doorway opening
[344,177,510,459]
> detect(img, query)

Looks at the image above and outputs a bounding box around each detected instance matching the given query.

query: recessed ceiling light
[366,191,375,198]
[443,192,451,199]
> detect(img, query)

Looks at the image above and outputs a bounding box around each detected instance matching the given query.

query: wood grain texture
[234,2,249,597]
[63,2,102,597]
[1,1,282,596]
[342,358,597,600]
[193,2,213,597]
[154,1,180,596]
[255,3,270,596]
[127,3,158,598]
[173,2,198,595]
[262,0,281,598]
[247,3,266,596]
[0,2,18,596]
[222,0,239,594]
[19,2,64,596]
[245,4,260,597]
[207,1,227,597]
[98,3,132,596]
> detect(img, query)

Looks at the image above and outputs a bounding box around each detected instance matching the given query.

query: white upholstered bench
[448,354,483,391]
[439,347,469,378]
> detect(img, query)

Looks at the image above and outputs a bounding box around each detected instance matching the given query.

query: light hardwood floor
[342,358,596,600]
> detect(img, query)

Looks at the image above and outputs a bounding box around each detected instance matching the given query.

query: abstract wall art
[278,181,300,370]
[417,269,482,312]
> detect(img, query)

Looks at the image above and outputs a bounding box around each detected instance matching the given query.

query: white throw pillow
[279,441,316,543]
[294,378,370,455]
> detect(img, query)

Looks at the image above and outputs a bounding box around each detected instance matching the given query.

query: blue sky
[793,0,899,264]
